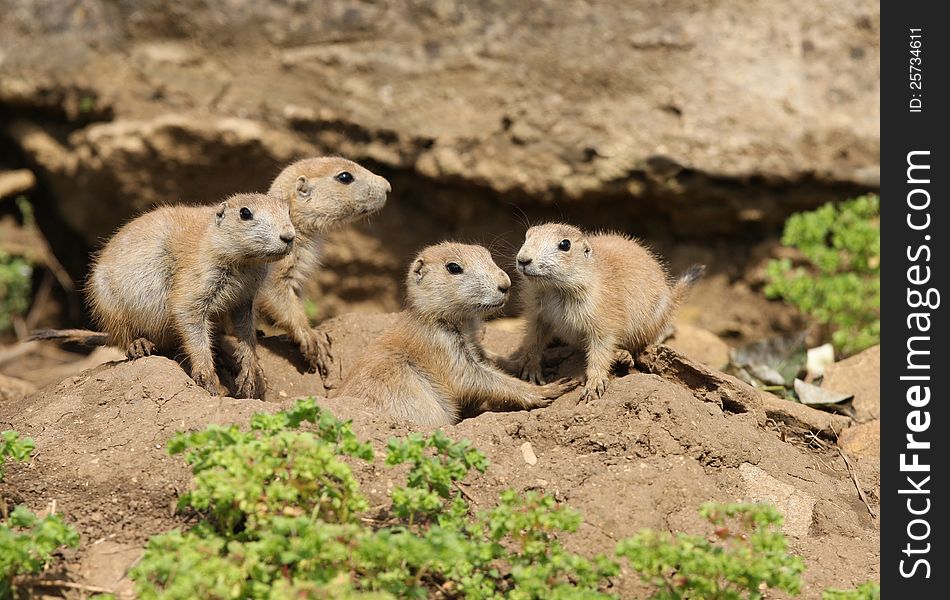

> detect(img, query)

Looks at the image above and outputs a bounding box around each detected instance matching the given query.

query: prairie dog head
[515,223,593,289]
[269,156,391,234]
[406,243,511,322]
[214,193,295,263]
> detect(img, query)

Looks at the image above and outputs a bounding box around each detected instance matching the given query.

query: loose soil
[1,314,880,599]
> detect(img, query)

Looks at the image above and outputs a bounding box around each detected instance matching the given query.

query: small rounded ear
[295,176,312,201]
[412,258,426,282]
[216,201,228,225]
[583,241,592,257]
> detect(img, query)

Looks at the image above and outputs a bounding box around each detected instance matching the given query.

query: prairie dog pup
[513,223,702,402]
[86,193,295,398]
[336,243,577,426]
[262,157,391,377]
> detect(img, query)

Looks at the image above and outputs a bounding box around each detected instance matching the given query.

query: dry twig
[14,578,115,595]
[838,447,876,518]
[0,340,39,367]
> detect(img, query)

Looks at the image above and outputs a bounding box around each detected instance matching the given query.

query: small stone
[0,373,35,402]
[739,463,816,538]
[806,343,835,380]
[666,323,730,370]
[520,442,538,466]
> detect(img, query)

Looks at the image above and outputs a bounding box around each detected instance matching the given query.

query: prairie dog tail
[652,264,706,344]
[28,329,111,346]
[670,264,705,307]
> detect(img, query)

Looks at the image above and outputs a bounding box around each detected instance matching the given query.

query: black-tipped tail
[678,264,706,288]
[670,264,705,307]
[28,328,111,346]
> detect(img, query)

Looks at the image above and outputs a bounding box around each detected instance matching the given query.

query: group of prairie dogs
[36,156,701,426]
[337,227,702,426]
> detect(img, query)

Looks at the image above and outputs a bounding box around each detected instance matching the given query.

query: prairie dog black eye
[558,239,571,251]
[336,171,354,184]
[240,207,253,221]
[446,262,464,275]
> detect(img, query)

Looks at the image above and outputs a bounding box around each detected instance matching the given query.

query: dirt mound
[1,357,274,541]
[1,313,879,597]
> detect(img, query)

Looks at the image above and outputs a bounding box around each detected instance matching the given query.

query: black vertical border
[882,2,948,593]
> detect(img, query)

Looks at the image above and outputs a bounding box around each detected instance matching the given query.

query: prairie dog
[512,223,703,402]
[261,157,391,377]
[336,243,577,426]
[85,193,295,398]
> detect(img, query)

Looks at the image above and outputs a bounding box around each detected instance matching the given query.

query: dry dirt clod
[520,441,538,466]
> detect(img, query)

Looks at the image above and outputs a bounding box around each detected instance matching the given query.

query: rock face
[822,345,881,423]
[839,420,880,459]
[1,0,879,319]
[0,0,880,196]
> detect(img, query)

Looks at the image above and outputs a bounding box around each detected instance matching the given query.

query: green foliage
[133,400,377,599]
[616,502,805,600]
[303,298,320,325]
[132,400,867,599]
[166,397,373,534]
[385,431,488,523]
[822,581,880,600]
[0,250,32,334]
[474,490,619,599]
[1,432,80,599]
[765,194,880,355]
[14,197,35,229]
[0,431,35,481]
[79,95,96,114]
[0,507,81,597]
[132,400,617,599]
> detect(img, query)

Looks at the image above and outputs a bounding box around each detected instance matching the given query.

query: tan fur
[512,223,702,402]
[85,193,295,398]
[260,156,391,377]
[336,242,577,426]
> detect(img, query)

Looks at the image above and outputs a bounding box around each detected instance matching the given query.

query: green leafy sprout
[765,194,880,356]
[822,581,881,600]
[1,196,39,335]
[0,251,32,335]
[1,431,80,599]
[617,502,804,599]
